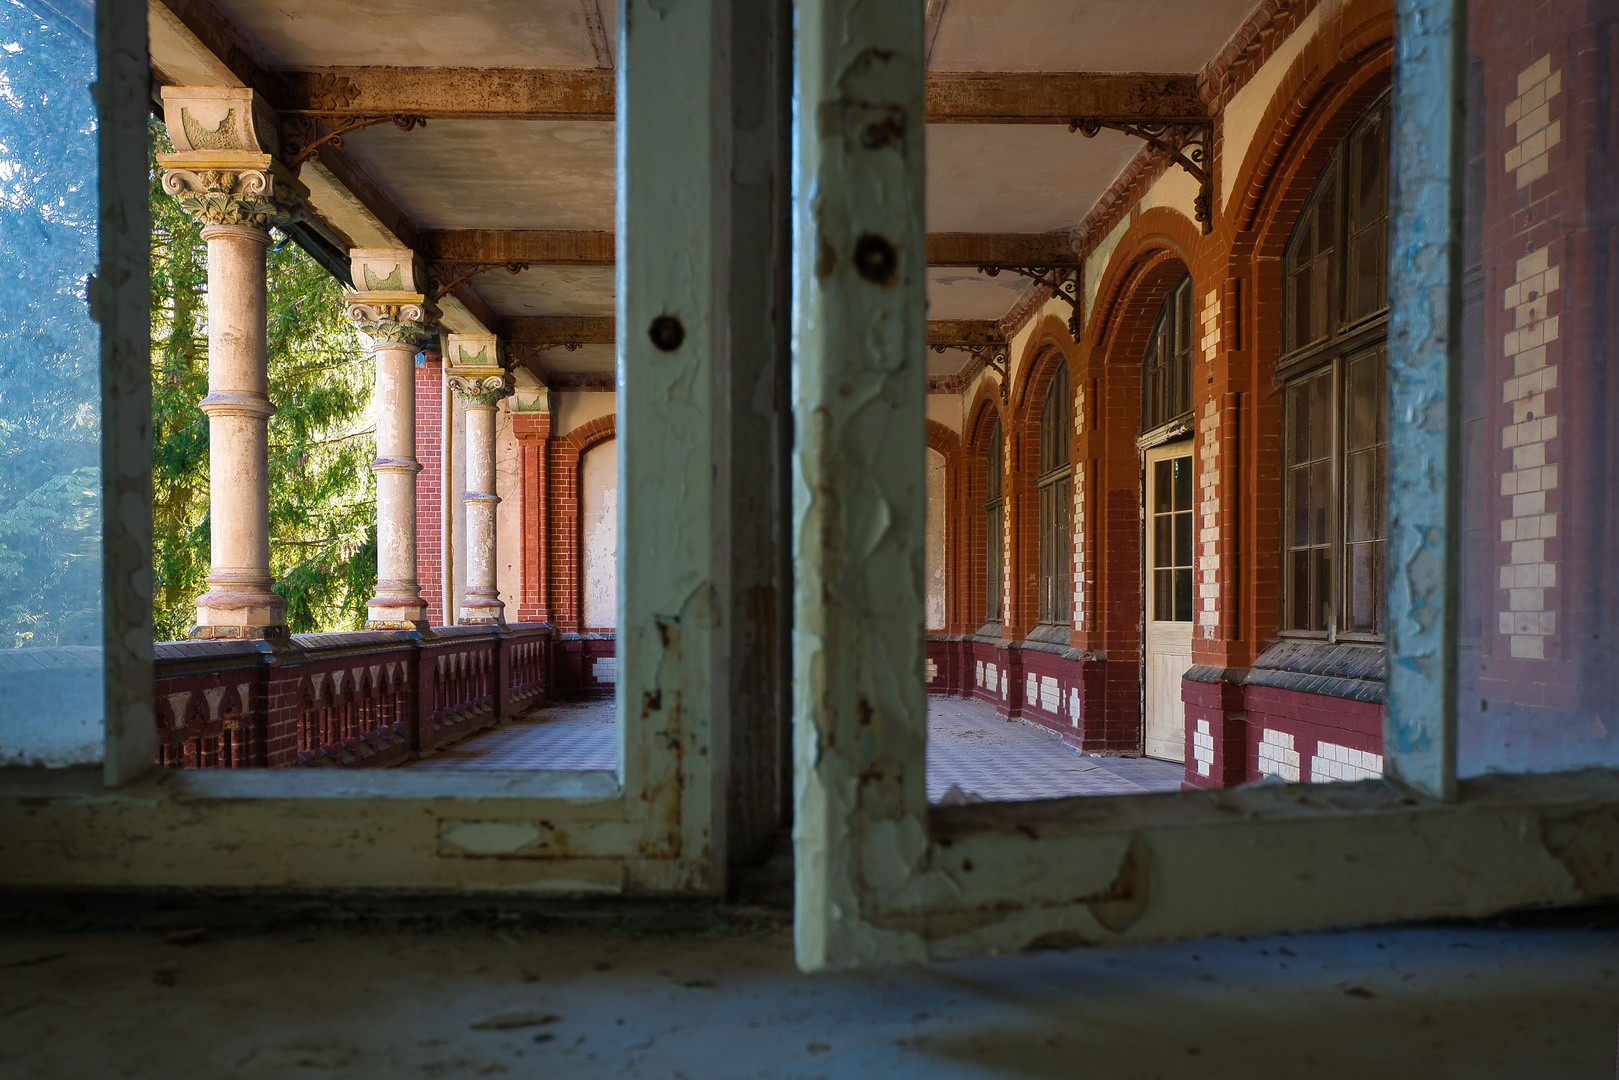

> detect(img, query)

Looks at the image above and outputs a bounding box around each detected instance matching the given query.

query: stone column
[157,87,307,639]
[346,250,440,629]
[446,334,512,625]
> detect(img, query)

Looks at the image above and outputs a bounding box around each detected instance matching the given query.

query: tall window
[984,420,1003,623]
[1281,92,1391,636]
[1037,363,1073,624]
[1142,274,1194,432]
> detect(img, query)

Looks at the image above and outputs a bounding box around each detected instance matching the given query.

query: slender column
[157,87,307,639]
[346,250,439,628]
[445,334,511,625]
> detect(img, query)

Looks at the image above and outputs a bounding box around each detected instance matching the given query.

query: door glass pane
[1152,459,1172,513]
[1154,569,1173,622]
[0,8,103,767]
[1457,3,1619,774]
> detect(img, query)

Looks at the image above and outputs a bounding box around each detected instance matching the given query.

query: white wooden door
[1143,445,1195,762]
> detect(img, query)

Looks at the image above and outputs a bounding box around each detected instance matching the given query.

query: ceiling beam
[423,230,1074,267]
[421,230,616,265]
[927,232,1077,267]
[507,316,616,345]
[927,72,1206,124]
[927,320,1005,348]
[276,67,616,120]
[508,316,1002,347]
[270,67,1204,125]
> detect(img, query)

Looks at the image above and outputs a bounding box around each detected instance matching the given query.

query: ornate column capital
[445,332,512,406]
[157,87,307,229]
[345,248,441,347]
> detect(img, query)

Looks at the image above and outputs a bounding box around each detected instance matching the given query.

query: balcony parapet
[152,623,553,770]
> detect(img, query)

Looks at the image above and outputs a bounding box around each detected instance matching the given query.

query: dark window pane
[1174,568,1193,622]
[1312,548,1333,633]
[1173,457,1192,510]
[1309,461,1331,545]
[1288,552,1311,631]
[1154,512,1173,568]
[1154,569,1174,621]
[1347,542,1380,634]
[1347,448,1379,543]
[1174,510,1192,567]
[1153,459,1172,514]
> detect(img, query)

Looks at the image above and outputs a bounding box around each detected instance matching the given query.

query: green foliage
[149,121,377,640]
[0,5,103,650]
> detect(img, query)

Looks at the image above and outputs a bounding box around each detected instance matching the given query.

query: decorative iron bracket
[429,261,531,304]
[1069,119,1214,233]
[510,341,585,370]
[283,114,427,170]
[929,339,1011,399]
[976,265,1082,341]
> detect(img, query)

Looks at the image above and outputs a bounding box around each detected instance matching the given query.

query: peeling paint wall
[554,389,616,436]
[927,448,947,630]
[494,402,521,617]
[1219,3,1328,206]
[582,438,617,629]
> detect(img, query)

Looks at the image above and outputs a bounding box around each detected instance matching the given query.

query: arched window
[1142,274,1194,432]
[1037,362,1072,625]
[984,419,1003,624]
[1280,91,1391,636]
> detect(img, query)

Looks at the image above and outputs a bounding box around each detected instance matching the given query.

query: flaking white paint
[926,448,947,630]
[582,438,617,629]
[1219,3,1327,207]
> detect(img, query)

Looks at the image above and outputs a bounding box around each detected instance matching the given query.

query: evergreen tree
[149,122,377,639]
[0,1,102,651]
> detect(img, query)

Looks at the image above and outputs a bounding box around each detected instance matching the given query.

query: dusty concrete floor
[2,897,1617,1079]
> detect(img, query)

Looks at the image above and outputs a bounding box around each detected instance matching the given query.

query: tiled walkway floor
[413,696,1184,801]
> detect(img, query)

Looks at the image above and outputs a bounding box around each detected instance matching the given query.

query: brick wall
[414,355,444,627]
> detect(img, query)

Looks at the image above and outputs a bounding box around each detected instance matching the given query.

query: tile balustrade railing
[152,623,552,768]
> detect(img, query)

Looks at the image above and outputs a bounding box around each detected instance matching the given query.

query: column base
[367,588,429,630]
[192,584,287,640]
[458,591,506,626]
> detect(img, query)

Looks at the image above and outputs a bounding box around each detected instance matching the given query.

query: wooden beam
[426,230,1069,267]
[927,320,1003,347]
[926,72,1206,124]
[271,66,1203,125]
[506,316,615,344]
[509,316,1000,347]
[275,67,616,120]
[927,232,1076,266]
[421,230,616,265]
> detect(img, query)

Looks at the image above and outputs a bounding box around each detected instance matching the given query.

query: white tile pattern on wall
[1192,717,1214,778]
[1309,741,1384,783]
[1039,675,1059,714]
[1496,243,1561,661]
[1257,728,1300,782]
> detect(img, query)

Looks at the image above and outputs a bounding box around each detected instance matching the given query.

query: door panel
[1144,447,1194,762]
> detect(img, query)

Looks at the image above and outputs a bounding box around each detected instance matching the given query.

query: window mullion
[1384,0,1462,799]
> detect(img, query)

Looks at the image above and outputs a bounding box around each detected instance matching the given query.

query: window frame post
[1383,0,1464,799]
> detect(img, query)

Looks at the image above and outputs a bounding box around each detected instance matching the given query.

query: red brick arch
[1001,320,1079,636]
[1221,1,1394,654]
[925,420,963,633]
[547,412,617,633]
[962,380,1008,633]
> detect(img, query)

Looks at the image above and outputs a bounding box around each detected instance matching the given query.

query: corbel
[974,265,1082,341]
[1069,119,1214,233]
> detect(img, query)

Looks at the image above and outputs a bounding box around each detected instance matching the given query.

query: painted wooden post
[97,0,157,782]
[793,0,930,969]
[1384,0,1462,800]
[618,0,730,891]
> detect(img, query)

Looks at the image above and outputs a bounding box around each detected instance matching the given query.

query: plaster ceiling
[928,124,1141,233]
[208,0,614,70]
[475,267,616,318]
[524,343,614,376]
[929,0,1259,73]
[927,270,1032,321]
[340,121,616,232]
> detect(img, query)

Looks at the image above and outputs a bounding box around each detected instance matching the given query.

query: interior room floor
[412,696,1185,800]
[2,901,1615,1079]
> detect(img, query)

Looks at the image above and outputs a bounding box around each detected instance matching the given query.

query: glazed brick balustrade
[153,622,552,769]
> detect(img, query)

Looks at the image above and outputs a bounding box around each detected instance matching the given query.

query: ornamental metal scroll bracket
[1068,118,1214,233]
[929,340,1012,400]
[509,341,585,371]
[282,114,427,170]
[428,261,532,304]
[976,265,1082,340]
